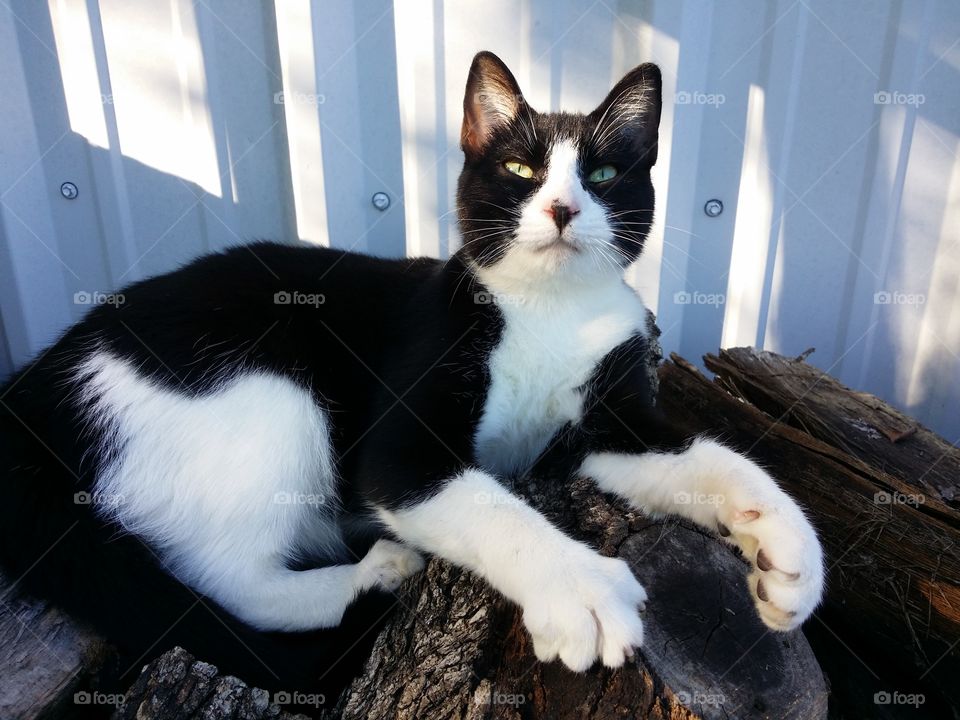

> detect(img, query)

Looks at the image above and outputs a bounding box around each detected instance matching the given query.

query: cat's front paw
[522,553,646,672]
[359,538,426,592]
[716,470,824,631]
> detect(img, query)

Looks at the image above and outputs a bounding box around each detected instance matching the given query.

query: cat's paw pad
[523,554,646,671]
[361,539,426,592]
[717,487,824,630]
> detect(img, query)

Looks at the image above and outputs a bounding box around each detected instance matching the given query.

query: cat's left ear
[589,63,662,165]
[461,51,529,160]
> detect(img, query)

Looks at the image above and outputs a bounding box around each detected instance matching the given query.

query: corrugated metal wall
[1,0,958,441]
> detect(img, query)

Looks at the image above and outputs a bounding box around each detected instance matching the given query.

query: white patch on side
[72,351,410,630]
[378,468,646,671]
[580,439,825,631]
[473,276,648,476]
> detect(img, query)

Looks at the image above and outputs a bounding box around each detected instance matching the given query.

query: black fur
[0,244,503,696]
[0,51,668,701]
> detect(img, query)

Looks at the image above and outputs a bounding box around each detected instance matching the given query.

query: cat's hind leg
[81,356,424,632]
[207,538,424,632]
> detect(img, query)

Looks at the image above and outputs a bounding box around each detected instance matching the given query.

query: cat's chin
[532,238,580,255]
[474,244,626,300]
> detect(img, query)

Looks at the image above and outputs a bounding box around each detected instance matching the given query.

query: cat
[0,51,823,691]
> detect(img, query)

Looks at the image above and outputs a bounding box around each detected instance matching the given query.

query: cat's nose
[545,201,580,232]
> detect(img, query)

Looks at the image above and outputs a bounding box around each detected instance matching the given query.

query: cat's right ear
[589,63,662,165]
[461,51,527,160]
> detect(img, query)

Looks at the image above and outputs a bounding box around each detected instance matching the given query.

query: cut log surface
[659,350,960,707]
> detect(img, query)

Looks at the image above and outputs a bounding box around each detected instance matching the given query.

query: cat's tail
[0,383,390,698]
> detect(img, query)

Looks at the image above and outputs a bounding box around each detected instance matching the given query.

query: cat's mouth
[534,238,580,254]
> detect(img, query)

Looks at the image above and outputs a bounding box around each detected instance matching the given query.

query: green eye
[504,161,534,179]
[588,164,618,183]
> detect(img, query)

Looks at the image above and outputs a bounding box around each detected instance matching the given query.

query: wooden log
[335,475,827,720]
[0,575,113,720]
[705,347,960,512]
[108,479,826,719]
[657,351,960,709]
[112,646,312,720]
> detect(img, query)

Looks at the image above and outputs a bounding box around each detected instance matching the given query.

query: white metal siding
[1,0,958,441]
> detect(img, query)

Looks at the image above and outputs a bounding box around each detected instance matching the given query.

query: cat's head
[456,51,661,290]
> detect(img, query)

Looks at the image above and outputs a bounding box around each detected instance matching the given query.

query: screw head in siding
[371,192,390,211]
[704,198,723,217]
[60,182,79,200]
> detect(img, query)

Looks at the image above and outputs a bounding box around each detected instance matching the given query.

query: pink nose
[544,201,580,232]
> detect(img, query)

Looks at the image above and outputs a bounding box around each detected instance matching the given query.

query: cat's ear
[589,63,662,165]
[461,51,528,159]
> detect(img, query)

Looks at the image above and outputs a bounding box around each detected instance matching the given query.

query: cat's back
[95,241,441,333]
[2,242,446,417]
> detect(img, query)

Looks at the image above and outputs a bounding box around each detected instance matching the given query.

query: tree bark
[113,646,311,720]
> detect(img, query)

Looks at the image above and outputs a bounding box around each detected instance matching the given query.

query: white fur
[378,469,646,670]
[580,439,825,630]
[473,279,647,475]
[474,138,649,475]
[76,350,424,631]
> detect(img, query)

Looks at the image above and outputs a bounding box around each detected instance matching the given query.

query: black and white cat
[0,52,822,686]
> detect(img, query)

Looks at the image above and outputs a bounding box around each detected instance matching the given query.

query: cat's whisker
[605,209,654,218]
[475,200,522,216]
[662,224,703,239]
[610,230,714,271]
[460,231,513,248]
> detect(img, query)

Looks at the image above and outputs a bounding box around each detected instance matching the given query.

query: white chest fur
[473,280,647,475]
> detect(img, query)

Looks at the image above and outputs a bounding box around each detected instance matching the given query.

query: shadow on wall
[0,0,408,379]
[0,131,260,372]
[634,1,960,441]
